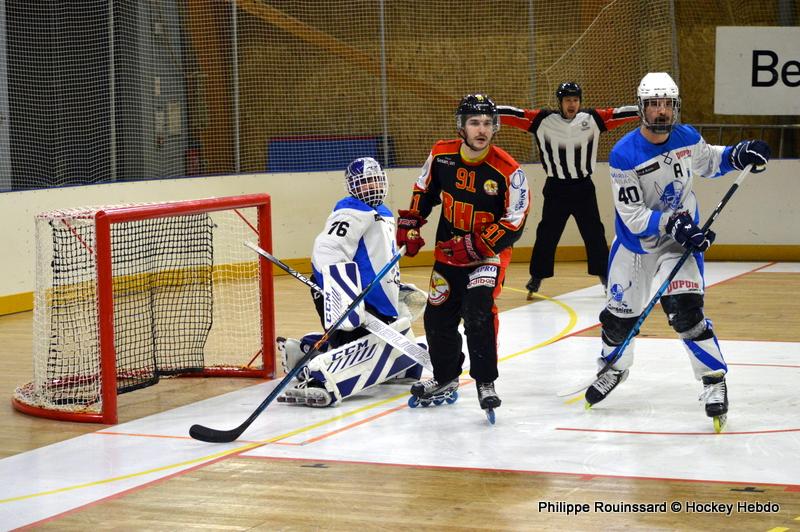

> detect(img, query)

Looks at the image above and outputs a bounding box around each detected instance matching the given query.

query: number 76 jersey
[608,124,736,255]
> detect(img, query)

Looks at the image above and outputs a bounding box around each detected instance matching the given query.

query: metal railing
[694,123,799,158]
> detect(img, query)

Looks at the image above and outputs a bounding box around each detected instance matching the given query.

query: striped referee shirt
[498,105,638,181]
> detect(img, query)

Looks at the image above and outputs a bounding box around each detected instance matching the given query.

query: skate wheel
[713,414,727,433]
[445,391,458,404]
[420,399,432,407]
[433,398,444,406]
[407,396,419,408]
[485,408,496,424]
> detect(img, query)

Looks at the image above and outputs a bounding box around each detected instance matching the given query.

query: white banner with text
[714,26,800,115]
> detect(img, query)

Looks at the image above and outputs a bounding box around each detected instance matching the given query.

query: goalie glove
[436,233,494,266]
[730,139,770,174]
[396,210,426,257]
[666,211,715,252]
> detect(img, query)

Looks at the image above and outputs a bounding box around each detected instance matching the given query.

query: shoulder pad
[485,145,521,177]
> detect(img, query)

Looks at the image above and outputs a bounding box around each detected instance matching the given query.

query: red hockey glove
[436,233,493,266]
[397,210,426,257]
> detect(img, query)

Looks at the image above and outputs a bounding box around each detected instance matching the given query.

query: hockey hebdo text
[537,500,780,516]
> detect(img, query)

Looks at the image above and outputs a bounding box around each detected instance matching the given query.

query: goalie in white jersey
[278,157,427,407]
[585,73,770,425]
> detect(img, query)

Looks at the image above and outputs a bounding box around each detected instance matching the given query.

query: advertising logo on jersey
[610,169,629,183]
[655,180,685,210]
[635,162,659,177]
[510,169,526,189]
[436,156,455,166]
[428,271,450,305]
[483,179,498,195]
[467,265,498,289]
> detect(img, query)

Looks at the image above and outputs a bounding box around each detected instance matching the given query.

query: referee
[498,82,638,299]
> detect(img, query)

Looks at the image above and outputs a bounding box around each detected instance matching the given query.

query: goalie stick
[243,241,432,370]
[558,164,753,397]
[189,246,406,443]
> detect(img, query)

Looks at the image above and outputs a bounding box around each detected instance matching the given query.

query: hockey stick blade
[556,378,593,397]
[560,164,753,397]
[189,246,406,443]
[244,241,432,370]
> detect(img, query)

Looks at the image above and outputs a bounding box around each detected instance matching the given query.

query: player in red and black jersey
[397,94,530,416]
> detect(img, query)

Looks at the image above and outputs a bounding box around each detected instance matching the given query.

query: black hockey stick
[243,241,432,369]
[189,245,406,443]
[558,164,753,397]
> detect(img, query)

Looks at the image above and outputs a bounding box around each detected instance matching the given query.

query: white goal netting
[13,195,274,423]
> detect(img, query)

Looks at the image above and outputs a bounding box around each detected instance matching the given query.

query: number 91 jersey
[608,124,735,254]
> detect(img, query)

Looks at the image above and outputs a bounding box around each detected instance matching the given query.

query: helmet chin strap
[458,129,483,152]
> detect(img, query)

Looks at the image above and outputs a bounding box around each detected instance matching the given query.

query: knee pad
[599,309,640,346]
[661,294,709,339]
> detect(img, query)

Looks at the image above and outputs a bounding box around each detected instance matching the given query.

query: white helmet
[637,72,681,134]
[345,157,388,207]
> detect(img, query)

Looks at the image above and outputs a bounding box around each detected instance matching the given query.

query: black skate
[525,277,542,301]
[585,369,629,409]
[699,370,728,433]
[476,381,501,424]
[408,378,459,408]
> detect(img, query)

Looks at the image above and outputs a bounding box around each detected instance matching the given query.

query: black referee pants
[529,177,609,279]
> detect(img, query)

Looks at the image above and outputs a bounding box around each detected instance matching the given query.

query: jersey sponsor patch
[667,279,701,293]
[635,162,660,176]
[510,169,525,189]
[610,169,628,182]
[467,264,498,289]
[483,179,498,195]
[428,271,450,306]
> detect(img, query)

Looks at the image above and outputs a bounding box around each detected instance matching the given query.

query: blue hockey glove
[666,211,716,252]
[730,140,770,174]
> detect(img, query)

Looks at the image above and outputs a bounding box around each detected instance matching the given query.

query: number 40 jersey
[608,124,737,255]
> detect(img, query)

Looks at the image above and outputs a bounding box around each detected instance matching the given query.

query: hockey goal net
[13,194,275,424]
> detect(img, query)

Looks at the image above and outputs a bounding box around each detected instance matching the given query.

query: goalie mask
[345,157,388,207]
[637,72,681,134]
[455,93,500,133]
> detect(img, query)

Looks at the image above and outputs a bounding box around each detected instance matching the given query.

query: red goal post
[13,194,275,424]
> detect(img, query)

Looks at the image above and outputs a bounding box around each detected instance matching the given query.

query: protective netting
[1,1,795,191]
[15,198,269,419]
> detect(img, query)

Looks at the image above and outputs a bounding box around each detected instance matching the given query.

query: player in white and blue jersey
[277,157,427,407]
[585,73,770,428]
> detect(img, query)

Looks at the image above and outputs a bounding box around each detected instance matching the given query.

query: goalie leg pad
[305,317,422,403]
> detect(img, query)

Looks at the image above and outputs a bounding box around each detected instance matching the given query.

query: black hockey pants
[423,260,507,384]
[529,177,609,279]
